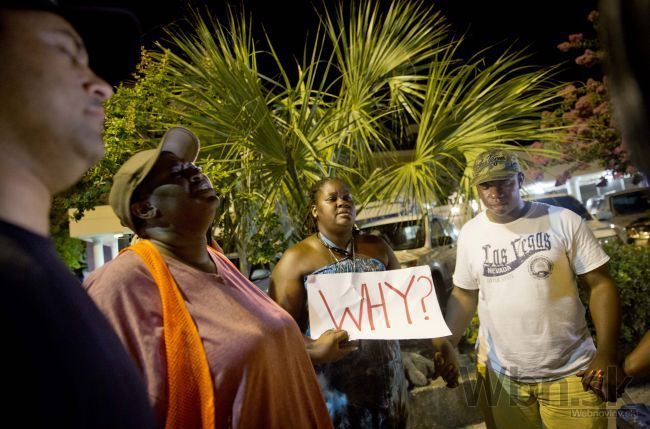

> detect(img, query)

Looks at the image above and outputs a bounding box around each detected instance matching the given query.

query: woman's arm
[384,242,401,270]
[270,244,357,365]
[269,247,308,324]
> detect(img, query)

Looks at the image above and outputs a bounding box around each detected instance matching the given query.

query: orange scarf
[125,240,215,429]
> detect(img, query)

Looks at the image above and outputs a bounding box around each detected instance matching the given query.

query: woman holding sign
[270,177,408,428]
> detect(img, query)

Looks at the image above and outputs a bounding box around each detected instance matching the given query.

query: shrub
[599,242,650,356]
[460,313,480,352]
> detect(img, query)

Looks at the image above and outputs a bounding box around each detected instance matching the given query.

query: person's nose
[84,71,114,101]
[185,164,203,182]
[337,197,349,206]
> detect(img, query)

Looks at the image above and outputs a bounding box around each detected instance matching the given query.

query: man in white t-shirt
[432,149,624,429]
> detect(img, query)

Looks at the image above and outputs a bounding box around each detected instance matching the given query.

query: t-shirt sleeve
[569,217,610,275]
[452,225,479,290]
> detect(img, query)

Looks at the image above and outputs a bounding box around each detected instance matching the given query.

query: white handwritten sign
[306,265,451,340]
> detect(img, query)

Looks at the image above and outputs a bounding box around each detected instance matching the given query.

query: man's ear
[131,201,158,220]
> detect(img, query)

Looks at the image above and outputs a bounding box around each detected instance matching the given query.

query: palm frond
[363,44,567,209]
[109,1,566,246]
[321,0,453,175]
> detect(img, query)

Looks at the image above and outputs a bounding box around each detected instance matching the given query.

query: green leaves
[580,243,650,356]
[603,243,650,348]
[319,0,452,188]
[56,0,568,271]
[361,45,566,209]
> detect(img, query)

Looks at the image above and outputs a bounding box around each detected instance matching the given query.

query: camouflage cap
[471,149,522,185]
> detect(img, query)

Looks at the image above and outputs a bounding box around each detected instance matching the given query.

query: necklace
[317,232,357,272]
[318,232,352,257]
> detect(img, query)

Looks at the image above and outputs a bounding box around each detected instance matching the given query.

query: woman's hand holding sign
[306,329,359,365]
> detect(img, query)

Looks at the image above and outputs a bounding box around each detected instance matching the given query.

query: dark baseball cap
[471,149,522,185]
[0,0,141,85]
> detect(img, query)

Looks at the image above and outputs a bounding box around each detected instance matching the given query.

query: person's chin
[193,189,220,204]
[84,116,108,140]
[205,194,220,206]
[76,136,105,167]
[89,141,105,163]
[336,218,355,228]
[488,206,510,217]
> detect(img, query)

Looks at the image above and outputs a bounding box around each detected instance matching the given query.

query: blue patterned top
[310,257,386,275]
[303,255,407,428]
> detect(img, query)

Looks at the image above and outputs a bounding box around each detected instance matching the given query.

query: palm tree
[104,0,566,273]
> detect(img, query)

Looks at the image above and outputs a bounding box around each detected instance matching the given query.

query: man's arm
[577,262,624,402]
[441,286,479,347]
[431,285,479,387]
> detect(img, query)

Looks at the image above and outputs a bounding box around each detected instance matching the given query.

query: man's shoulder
[0,223,41,254]
[0,228,64,284]
[529,200,572,215]
[528,201,583,224]
[459,211,488,232]
[0,231,37,268]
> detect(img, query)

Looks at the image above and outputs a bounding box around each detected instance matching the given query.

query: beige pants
[476,363,606,429]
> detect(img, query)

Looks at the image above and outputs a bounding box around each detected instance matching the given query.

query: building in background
[68,206,131,274]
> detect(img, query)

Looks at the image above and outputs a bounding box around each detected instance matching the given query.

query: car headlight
[626,227,650,245]
[597,235,620,245]
[626,227,649,239]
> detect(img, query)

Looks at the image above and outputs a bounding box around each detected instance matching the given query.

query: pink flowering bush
[575,49,601,67]
[568,33,584,43]
[535,9,631,184]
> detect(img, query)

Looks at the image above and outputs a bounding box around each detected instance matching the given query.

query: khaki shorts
[476,363,606,429]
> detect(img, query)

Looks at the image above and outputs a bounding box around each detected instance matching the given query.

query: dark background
[82,0,600,84]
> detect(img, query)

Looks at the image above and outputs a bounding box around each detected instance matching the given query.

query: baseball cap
[471,149,522,185]
[0,0,141,85]
[109,127,200,232]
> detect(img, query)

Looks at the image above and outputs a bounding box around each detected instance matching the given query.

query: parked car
[525,194,623,245]
[591,188,650,245]
[356,205,457,310]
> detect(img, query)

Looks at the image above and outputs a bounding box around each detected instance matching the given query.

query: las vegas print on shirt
[482,232,554,279]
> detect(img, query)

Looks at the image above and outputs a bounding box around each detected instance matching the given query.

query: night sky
[85,0,600,84]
